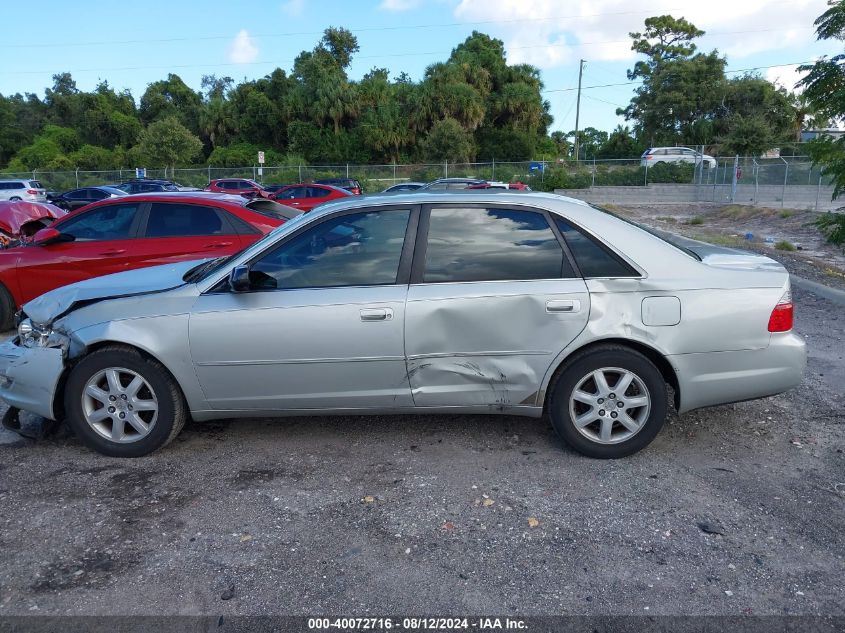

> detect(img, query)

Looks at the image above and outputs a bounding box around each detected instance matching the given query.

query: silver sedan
[0,192,806,458]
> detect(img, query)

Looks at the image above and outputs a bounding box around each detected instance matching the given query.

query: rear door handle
[99,249,126,256]
[360,308,393,322]
[546,299,581,313]
[204,241,233,249]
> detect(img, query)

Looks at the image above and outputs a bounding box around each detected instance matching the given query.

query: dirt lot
[0,208,843,618]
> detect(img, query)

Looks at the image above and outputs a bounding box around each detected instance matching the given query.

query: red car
[270,183,353,212]
[0,193,301,328]
[0,201,66,246]
[205,178,268,198]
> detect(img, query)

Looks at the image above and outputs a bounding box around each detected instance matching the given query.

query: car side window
[145,203,229,238]
[309,187,329,198]
[90,189,109,200]
[248,209,411,290]
[57,203,140,241]
[554,218,638,278]
[423,207,572,283]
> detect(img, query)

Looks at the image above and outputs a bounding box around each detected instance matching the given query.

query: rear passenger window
[423,207,573,283]
[554,218,638,278]
[145,203,229,237]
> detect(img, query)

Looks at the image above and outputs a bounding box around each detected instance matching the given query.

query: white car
[0,179,47,202]
[640,147,716,168]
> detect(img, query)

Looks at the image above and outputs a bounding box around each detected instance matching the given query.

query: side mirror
[229,264,252,292]
[32,227,71,246]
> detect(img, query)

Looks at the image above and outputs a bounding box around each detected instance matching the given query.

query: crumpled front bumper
[0,339,65,420]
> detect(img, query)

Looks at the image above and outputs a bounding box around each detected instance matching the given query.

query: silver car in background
[0,192,805,458]
[0,179,48,202]
[640,147,717,169]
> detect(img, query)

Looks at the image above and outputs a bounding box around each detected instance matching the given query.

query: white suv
[0,179,47,202]
[640,147,716,168]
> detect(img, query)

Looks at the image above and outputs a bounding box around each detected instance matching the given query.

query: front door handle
[99,249,126,256]
[204,241,233,249]
[360,308,393,322]
[546,299,581,313]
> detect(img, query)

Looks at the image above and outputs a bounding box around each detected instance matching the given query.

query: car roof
[89,191,260,206]
[311,191,587,217]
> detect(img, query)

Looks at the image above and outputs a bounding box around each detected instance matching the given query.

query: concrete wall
[556,183,840,211]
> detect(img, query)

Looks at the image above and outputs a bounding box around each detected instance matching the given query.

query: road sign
[135,167,146,178]
[258,151,265,164]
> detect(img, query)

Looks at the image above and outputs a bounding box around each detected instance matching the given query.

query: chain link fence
[0,156,836,209]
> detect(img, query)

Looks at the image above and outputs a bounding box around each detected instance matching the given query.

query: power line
[0,32,816,77]
[582,94,627,108]
[542,60,816,93]
[0,2,801,49]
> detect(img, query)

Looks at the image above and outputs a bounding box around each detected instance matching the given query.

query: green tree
[423,117,475,163]
[620,16,726,145]
[798,0,845,244]
[139,74,202,133]
[713,76,795,155]
[596,125,644,158]
[135,116,202,172]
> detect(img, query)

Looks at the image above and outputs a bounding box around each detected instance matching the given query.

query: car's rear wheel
[549,345,667,458]
[64,346,187,457]
[9,196,21,202]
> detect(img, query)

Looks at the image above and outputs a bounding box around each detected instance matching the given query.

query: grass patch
[775,240,796,251]
[717,204,780,221]
[687,216,704,225]
[780,211,794,219]
[655,216,677,223]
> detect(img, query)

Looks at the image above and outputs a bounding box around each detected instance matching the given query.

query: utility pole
[574,59,585,162]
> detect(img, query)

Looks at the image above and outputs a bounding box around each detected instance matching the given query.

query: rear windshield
[30,181,44,189]
[245,199,303,221]
[589,204,702,261]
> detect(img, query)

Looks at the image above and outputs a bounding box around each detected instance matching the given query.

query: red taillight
[768,291,793,332]
[645,155,653,160]
[26,189,38,195]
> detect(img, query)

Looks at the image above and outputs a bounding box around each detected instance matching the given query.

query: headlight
[18,318,68,349]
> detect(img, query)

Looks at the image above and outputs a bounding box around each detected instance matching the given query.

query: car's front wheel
[549,345,667,458]
[64,346,187,457]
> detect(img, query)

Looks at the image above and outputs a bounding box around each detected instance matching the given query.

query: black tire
[63,346,187,457]
[548,344,667,459]
[9,196,21,202]
[0,284,16,331]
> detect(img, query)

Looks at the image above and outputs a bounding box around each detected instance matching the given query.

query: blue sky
[0,0,838,135]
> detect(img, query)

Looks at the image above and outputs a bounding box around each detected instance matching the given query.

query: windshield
[589,204,702,261]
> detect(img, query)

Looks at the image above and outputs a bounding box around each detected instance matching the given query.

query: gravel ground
[0,248,843,617]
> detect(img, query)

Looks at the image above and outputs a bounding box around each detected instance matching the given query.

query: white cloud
[380,0,422,10]
[452,0,827,70]
[282,0,305,16]
[766,64,807,93]
[228,30,259,64]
